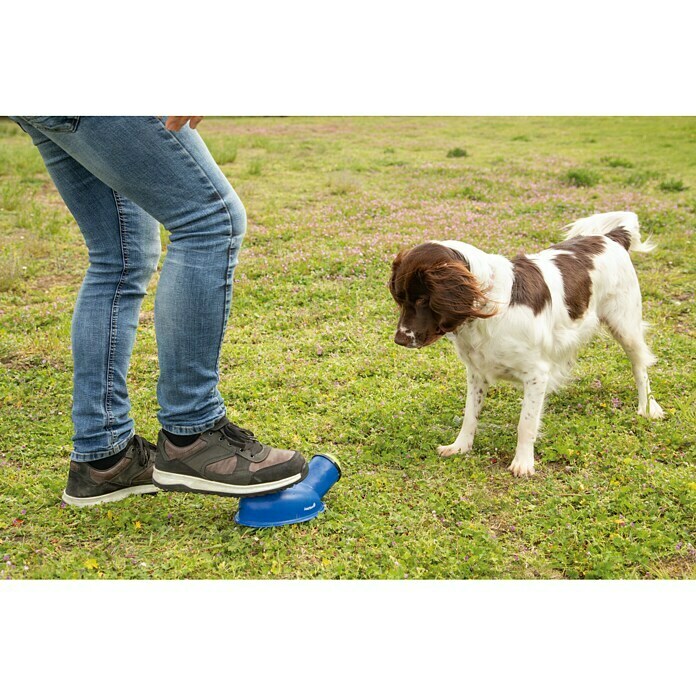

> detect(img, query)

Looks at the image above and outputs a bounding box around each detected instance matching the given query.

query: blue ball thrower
[235,453,341,528]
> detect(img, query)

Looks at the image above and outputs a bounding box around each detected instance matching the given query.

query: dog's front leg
[438,370,489,457]
[508,372,549,477]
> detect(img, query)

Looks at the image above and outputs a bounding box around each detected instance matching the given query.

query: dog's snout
[394,331,411,347]
[395,326,417,348]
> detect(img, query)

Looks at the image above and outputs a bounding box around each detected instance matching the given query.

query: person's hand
[165,116,204,131]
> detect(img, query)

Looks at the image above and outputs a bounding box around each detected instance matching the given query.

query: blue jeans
[11,117,247,462]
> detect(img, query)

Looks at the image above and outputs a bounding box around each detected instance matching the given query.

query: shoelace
[215,421,264,455]
[132,434,154,467]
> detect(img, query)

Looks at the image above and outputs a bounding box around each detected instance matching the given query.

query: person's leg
[12,118,161,461]
[14,116,306,498]
[10,117,161,505]
[17,116,245,434]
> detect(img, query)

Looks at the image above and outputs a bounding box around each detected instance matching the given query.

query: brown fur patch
[606,227,632,251]
[510,256,551,315]
[551,236,606,320]
[390,243,494,345]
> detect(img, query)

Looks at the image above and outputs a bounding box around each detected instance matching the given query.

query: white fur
[432,211,663,477]
[397,324,417,348]
[563,210,655,252]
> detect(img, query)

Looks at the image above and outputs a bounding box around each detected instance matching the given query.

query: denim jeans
[11,117,247,462]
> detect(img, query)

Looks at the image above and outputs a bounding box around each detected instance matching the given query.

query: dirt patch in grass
[645,555,696,579]
[33,271,82,292]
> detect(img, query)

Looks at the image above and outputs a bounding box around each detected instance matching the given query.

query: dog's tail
[563,211,655,253]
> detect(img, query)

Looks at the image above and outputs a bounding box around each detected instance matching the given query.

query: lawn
[0,116,694,579]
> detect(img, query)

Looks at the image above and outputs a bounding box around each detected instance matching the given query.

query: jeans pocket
[21,116,81,133]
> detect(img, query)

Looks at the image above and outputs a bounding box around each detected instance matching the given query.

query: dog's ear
[389,250,406,301]
[424,260,496,331]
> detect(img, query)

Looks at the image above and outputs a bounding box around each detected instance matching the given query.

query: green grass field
[0,116,694,579]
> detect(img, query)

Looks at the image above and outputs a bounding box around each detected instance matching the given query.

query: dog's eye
[415,297,428,307]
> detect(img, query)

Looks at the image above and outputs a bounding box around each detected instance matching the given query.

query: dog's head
[389,242,495,348]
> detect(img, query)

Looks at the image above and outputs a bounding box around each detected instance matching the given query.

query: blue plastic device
[235,453,341,528]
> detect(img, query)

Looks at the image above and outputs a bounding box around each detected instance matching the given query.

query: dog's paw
[437,442,472,457]
[508,455,536,477]
[638,398,664,420]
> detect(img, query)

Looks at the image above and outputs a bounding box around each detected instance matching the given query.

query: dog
[389,211,664,477]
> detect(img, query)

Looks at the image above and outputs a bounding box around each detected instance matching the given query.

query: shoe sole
[152,464,308,498]
[61,484,159,508]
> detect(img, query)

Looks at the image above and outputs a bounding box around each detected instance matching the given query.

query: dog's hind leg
[600,290,664,419]
[508,371,549,477]
[604,321,664,419]
[438,369,489,457]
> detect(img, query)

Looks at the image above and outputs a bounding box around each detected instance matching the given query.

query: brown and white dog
[389,211,663,477]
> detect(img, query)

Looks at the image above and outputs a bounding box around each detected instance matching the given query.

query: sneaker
[62,435,158,507]
[152,416,308,497]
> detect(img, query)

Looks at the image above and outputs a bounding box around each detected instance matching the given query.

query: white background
[3,1,695,114]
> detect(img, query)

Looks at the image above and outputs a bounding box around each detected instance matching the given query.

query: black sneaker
[152,416,308,498]
[62,435,158,507]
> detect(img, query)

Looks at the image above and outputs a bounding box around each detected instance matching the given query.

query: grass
[0,116,695,579]
[447,147,468,158]
[562,167,600,187]
[247,158,263,176]
[626,170,659,187]
[205,136,238,165]
[658,178,688,192]
[600,156,634,168]
[0,250,21,292]
[327,171,362,195]
[443,186,487,202]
